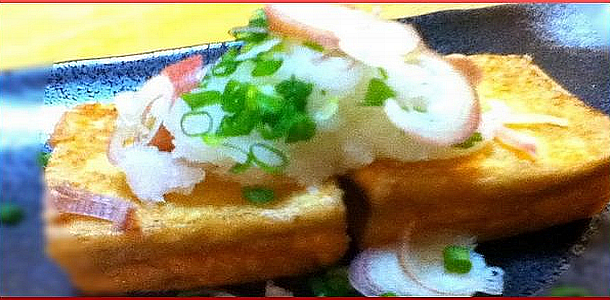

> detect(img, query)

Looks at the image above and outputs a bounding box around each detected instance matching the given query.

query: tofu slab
[351,54,610,248]
[44,104,348,294]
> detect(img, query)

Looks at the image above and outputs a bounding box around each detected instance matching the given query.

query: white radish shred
[117,145,204,203]
[478,100,568,157]
[348,234,505,296]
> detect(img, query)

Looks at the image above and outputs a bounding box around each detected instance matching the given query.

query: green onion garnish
[248,8,268,28]
[250,143,288,174]
[380,292,398,297]
[37,151,50,168]
[252,58,283,77]
[286,112,316,144]
[363,78,396,106]
[182,90,222,109]
[443,245,472,274]
[303,41,325,52]
[218,111,259,137]
[180,111,214,137]
[413,105,428,113]
[1,203,24,226]
[212,48,241,77]
[222,80,248,113]
[229,26,268,44]
[242,186,275,204]
[453,132,483,149]
[276,75,313,111]
[309,267,357,297]
[378,67,389,80]
[202,134,224,146]
[212,61,240,77]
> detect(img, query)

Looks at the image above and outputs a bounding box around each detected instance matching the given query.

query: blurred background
[0,3,608,296]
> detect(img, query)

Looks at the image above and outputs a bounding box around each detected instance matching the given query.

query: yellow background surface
[0,4,497,70]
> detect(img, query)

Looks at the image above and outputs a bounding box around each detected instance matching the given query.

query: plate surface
[1,3,608,296]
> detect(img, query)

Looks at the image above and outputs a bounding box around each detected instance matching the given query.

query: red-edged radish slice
[265,4,341,50]
[495,126,538,158]
[445,54,483,87]
[47,184,135,231]
[149,55,205,151]
[383,54,480,146]
[348,231,505,296]
[265,5,421,68]
[162,55,205,99]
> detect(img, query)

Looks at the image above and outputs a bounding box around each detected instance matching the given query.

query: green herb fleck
[37,152,50,168]
[212,48,241,77]
[202,134,224,146]
[248,8,268,28]
[363,78,396,106]
[276,76,313,111]
[182,91,222,109]
[309,267,357,297]
[453,132,483,149]
[252,58,283,77]
[242,186,275,204]
[303,41,325,52]
[549,285,591,297]
[380,292,398,297]
[229,26,268,44]
[443,245,472,274]
[1,203,24,226]
[286,112,316,144]
[413,105,427,113]
[378,67,389,80]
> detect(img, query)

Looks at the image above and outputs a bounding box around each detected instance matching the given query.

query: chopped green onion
[229,26,268,43]
[37,151,50,168]
[380,292,398,297]
[309,267,357,297]
[212,48,241,77]
[222,80,247,113]
[248,8,268,28]
[413,105,428,113]
[212,60,240,77]
[1,203,24,226]
[202,134,224,146]
[549,286,591,297]
[276,76,313,111]
[378,67,389,80]
[250,143,288,174]
[242,186,275,204]
[230,162,252,174]
[182,91,222,109]
[363,78,396,106]
[453,132,483,149]
[180,111,214,137]
[285,113,316,143]
[303,41,325,52]
[443,245,472,274]
[218,111,258,137]
[252,59,283,77]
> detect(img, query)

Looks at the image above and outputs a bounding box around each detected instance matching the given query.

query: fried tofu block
[351,54,610,248]
[44,104,348,294]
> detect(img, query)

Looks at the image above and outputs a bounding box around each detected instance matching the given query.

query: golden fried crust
[45,104,348,294]
[352,54,610,248]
